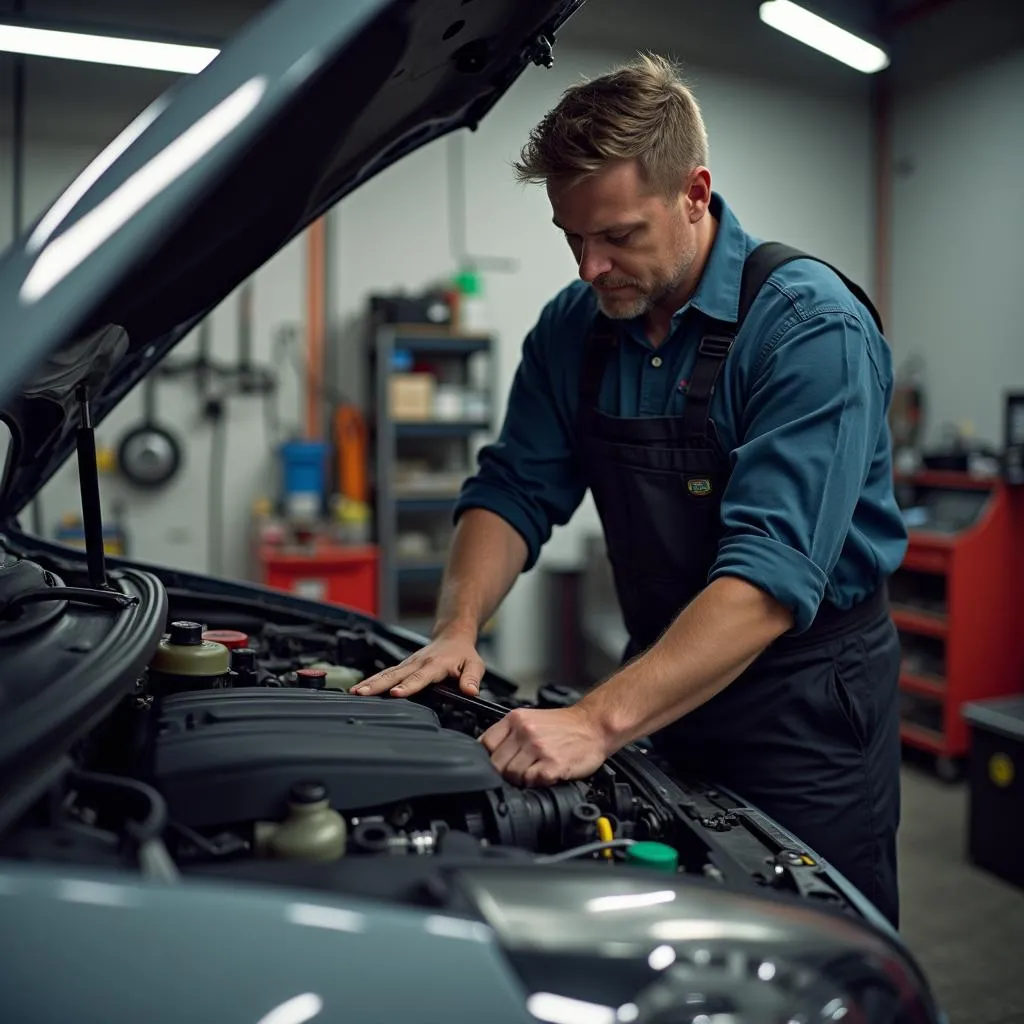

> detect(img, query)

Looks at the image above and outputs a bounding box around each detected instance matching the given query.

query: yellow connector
[597,815,614,860]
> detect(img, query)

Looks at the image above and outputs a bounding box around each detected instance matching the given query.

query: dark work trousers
[645,607,903,928]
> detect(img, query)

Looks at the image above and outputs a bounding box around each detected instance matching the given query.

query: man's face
[548,160,702,320]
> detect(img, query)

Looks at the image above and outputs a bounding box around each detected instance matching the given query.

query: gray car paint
[0,862,535,1024]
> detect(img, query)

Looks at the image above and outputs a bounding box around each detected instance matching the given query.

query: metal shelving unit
[371,323,498,637]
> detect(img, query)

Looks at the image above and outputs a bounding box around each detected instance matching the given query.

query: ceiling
[566,0,1024,94]
[0,0,1022,141]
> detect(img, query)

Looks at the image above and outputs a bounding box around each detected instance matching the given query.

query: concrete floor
[898,762,1024,1024]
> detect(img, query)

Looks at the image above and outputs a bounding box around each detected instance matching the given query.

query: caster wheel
[935,756,964,783]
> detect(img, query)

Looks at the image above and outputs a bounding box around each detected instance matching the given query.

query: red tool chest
[258,542,379,616]
[892,471,1024,778]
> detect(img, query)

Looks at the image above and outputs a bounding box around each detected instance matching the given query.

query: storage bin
[963,695,1024,889]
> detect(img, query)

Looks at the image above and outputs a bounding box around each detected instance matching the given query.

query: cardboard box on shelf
[389,373,435,421]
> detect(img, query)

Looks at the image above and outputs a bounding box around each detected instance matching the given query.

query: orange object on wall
[259,542,378,616]
[335,404,368,503]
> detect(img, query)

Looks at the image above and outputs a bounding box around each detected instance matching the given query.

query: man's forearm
[433,509,528,640]
[577,576,795,750]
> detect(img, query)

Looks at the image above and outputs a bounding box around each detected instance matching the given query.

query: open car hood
[0,0,584,519]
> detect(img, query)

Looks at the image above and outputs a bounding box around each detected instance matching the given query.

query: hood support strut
[75,386,107,589]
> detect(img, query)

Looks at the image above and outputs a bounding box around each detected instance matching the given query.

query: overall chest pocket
[582,420,730,577]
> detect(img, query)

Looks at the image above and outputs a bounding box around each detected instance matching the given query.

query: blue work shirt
[454,192,908,633]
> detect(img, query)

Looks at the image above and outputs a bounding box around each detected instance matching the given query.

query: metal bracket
[529,33,554,68]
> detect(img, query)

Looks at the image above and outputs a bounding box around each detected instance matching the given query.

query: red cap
[296,667,328,688]
[202,629,250,651]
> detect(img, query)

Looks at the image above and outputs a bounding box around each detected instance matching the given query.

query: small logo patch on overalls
[687,477,712,496]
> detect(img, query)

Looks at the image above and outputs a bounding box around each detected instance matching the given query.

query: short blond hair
[513,53,709,197]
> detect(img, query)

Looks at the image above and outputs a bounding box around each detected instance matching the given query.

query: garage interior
[1,0,1023,1020]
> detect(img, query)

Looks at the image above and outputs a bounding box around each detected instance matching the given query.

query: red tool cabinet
[258,542,379,617]
[892,471,1024,778]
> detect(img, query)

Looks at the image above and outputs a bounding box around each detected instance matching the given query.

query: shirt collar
[685,191,753,325]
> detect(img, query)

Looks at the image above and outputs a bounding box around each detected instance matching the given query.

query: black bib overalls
[579,244,902,927]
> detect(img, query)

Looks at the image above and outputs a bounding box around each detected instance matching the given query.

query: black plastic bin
[963,696,1024,889]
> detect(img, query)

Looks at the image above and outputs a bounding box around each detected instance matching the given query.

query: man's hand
[480,706,611,787]
[351,627,485,698]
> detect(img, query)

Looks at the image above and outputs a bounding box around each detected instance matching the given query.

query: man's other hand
[479,706,610,787]
[351,628,484,698]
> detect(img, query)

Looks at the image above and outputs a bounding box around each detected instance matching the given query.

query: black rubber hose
[69,770,168,847]
[534,839,636,863]
[1,587,137,619]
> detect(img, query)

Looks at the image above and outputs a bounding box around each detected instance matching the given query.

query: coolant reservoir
[308,662,364,691]
[267,781,347,862]
[149,620,230,695]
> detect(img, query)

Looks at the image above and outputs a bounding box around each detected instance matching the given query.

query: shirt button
[651,356,663,368]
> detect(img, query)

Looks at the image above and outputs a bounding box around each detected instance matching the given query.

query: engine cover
[152,688,502,827]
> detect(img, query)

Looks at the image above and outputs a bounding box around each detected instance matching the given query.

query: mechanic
[355,53,908,927]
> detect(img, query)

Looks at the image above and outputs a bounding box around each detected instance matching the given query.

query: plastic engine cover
[152,688,502,827]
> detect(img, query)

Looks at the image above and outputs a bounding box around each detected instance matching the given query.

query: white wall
[31,240,307,580]
[890,47,1024,450]
[4,44,873,680]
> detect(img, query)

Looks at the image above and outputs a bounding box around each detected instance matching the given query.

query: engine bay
[0,546,856,919]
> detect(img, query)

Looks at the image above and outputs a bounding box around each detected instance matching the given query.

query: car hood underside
[0,0,584,519]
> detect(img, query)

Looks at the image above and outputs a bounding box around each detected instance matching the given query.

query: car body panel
[0,862,534,1024]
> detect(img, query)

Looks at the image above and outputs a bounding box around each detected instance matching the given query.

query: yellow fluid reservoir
[149,620,230,696]
[267,782,347,862]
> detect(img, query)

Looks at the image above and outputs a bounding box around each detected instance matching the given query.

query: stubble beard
[594,241,698,321]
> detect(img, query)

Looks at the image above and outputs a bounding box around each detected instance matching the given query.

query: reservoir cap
[168,621,203,646]
[202,629,250,650]
[625,841,679,873]
[296,667,328,689]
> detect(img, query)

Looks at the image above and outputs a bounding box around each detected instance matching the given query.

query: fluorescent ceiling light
[759,0,890,74]
[0,22,219,74]
[21,76,266,303]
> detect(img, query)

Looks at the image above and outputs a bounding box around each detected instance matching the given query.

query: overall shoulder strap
[579,312,618,411]
[739,241,884,332]
[682,242,882,437]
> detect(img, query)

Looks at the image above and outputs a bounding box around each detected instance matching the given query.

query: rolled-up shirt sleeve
[454,301,587,571]
[709,310,886,632]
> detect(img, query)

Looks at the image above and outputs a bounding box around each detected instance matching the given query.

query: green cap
[625,841,679,872]
[454,267,482,296]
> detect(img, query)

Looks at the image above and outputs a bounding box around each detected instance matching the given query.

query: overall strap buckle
[698,334,734,359]
[682,331,737,436]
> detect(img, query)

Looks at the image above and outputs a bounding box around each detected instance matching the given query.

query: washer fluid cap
[625,841,679,872]
[290,781,328,805]
[202,629,249,650]
[169,621,203,646]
